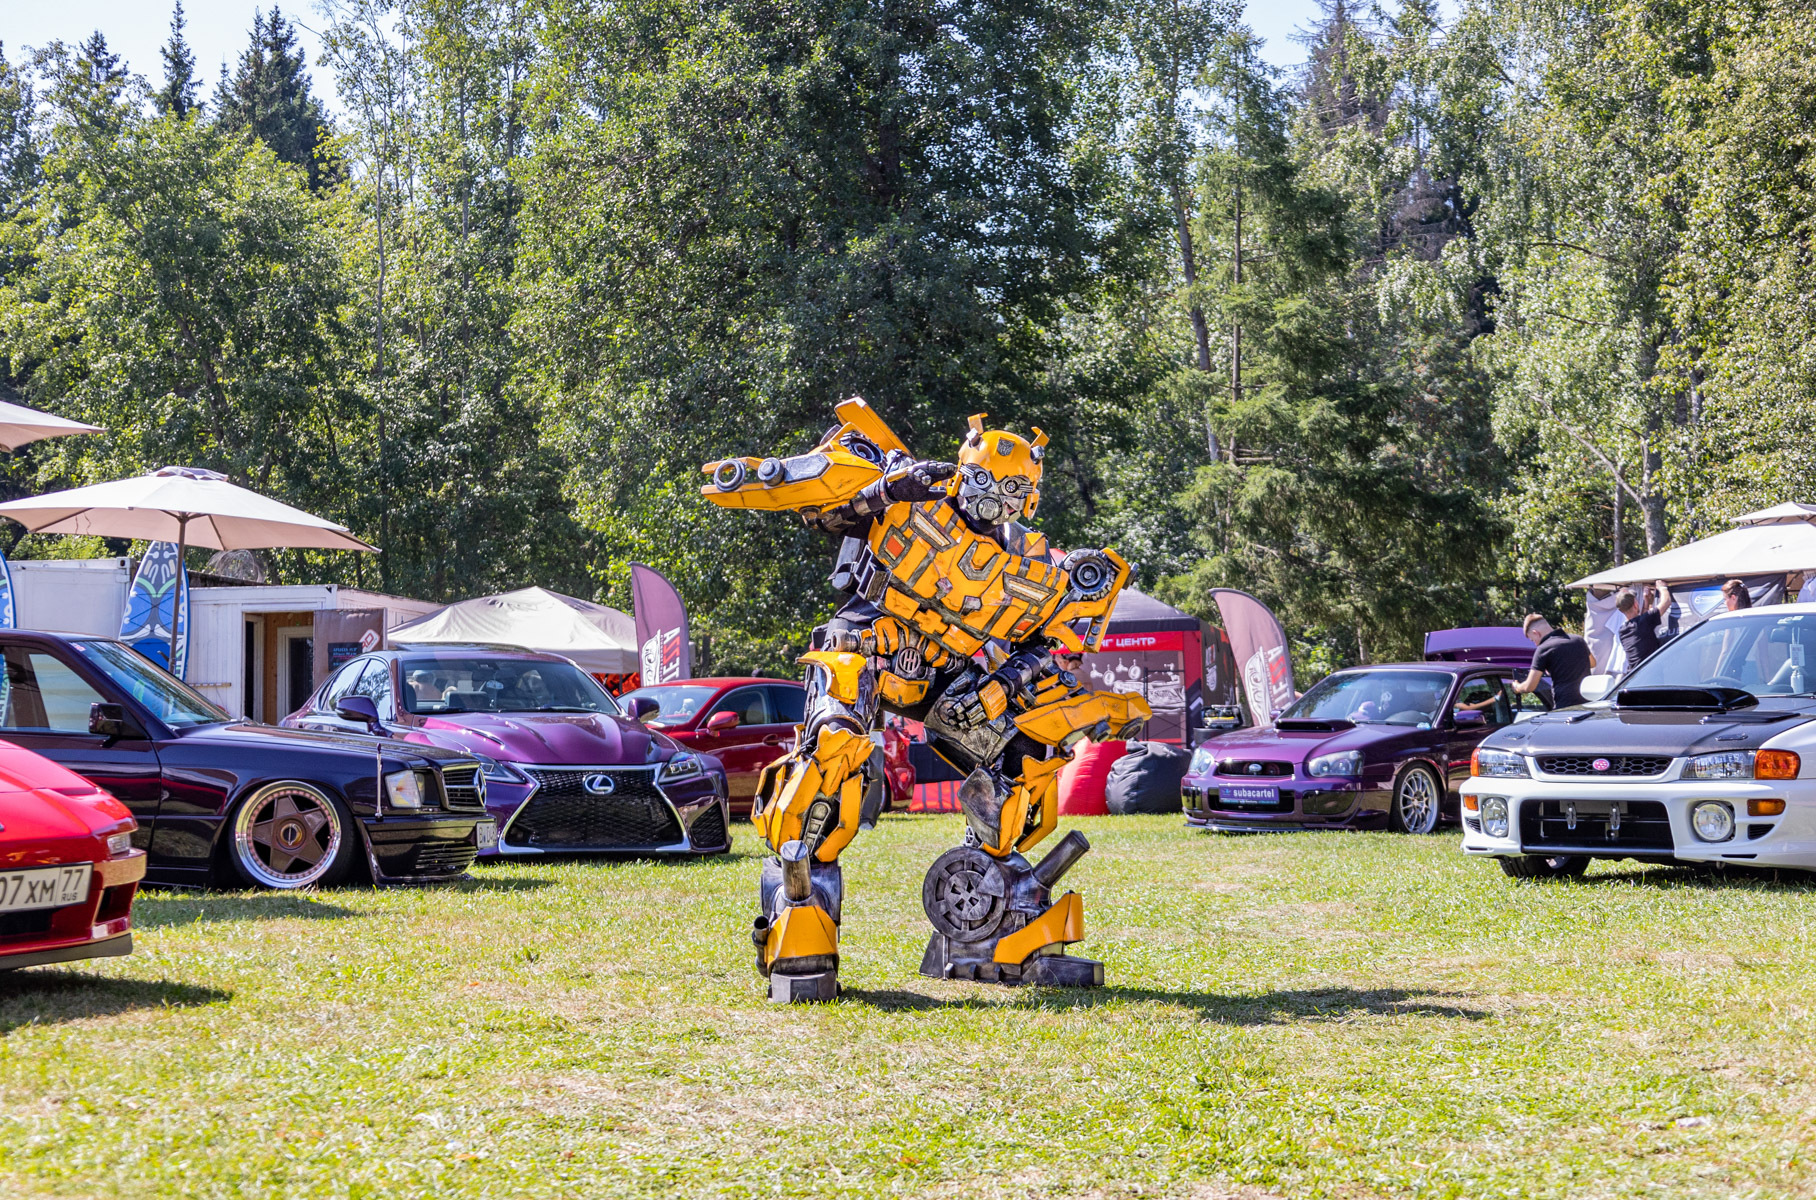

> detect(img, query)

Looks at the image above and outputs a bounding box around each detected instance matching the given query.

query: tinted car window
[767,684,806,724]
[1619,610,1816,697]
[73,640,227,728]
[320,660,367,709]
[352,659,394,717]
[710,687,771,725]
[396,656,619,715]
[0,648,106,733]
[1454,675,1512,727]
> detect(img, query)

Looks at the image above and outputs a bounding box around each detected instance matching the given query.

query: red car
[622,677,913,817]
[0,741,145,971]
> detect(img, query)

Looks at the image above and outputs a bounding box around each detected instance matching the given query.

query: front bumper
[478,765,731,858]
[1460,771,1816,868]
[0,850,145,970]
[1181,775,1393,833]
[357,813,489,883]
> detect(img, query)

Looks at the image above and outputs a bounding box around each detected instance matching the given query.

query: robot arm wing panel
[700,397,910,514]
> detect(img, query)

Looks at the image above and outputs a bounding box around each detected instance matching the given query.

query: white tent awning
[1570,521,1816,589]
[1732,501,1816,526]
[387,586,637,675]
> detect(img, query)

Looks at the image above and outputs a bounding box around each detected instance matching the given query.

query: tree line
[0,0,1808,674]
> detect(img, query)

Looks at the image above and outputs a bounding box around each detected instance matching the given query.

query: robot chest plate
[867,501,1067,655]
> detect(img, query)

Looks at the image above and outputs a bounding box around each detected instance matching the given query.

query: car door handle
[762,735,786,745]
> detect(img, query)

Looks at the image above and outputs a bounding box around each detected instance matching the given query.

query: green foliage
[155,2,201,119]
[215,9,337,189]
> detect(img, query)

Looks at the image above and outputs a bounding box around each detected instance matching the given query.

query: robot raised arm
[700,397,917,516]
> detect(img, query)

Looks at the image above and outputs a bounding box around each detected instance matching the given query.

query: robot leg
[749,649,877,1003]
[920,753,1103,987]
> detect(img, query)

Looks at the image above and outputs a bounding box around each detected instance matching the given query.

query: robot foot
[919,934,1104,987]
[769,968,840,1003]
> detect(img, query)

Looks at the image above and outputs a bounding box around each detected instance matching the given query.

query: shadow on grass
[133,892,362,928]
[0,972,229,1032]
[449,874,557,893]
[1580,863,1816,890]
[845,984,1489,1023]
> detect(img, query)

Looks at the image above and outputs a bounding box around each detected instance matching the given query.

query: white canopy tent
[1571,506,1816,590]
[387,586,638,675]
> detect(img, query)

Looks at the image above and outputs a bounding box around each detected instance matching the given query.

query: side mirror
[1453,709,1486,727]
[89,702,129,740]
[1578,675,1614,703]
[623,696,656,723]
[705,710,740,732]
[335,696,384,730]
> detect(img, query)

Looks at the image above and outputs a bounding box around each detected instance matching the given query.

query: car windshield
[398,656,621,715]
[74,640,229,729]
[1617,611,1816,698]
[1281,669,1454,727]
[623,685,718,726]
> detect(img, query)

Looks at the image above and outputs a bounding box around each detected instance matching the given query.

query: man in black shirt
[1615,580,1673,671]
[1513,613,1595,707]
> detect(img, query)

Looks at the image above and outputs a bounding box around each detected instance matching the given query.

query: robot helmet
[952,414,1047,525]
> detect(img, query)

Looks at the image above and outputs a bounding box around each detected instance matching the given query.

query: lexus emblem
[1592,758,1611,772]
[583,773,617,796]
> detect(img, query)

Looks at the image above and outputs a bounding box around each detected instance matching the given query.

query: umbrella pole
[169,515,188,676]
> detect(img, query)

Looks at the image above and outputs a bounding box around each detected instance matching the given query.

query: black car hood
[1488,702,1816,757]
[178,721,474,765]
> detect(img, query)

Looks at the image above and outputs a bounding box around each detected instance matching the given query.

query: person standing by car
[1616,580,1673,671]
[1722,578,1753,610]
[1513,614,1594,707]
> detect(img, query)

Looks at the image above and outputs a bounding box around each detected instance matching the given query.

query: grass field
[0,814,1813,1199]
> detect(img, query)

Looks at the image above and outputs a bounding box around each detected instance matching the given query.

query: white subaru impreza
[1460,604,1816,878]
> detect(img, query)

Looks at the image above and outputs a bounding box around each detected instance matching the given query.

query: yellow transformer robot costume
[702,399,1150,1002]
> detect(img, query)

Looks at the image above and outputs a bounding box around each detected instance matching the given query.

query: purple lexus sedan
[1183,660,1550,835]
[283,647,731,857]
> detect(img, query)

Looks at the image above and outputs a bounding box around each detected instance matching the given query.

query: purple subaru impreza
[283,647,730,857]
[1183,657,1549,835]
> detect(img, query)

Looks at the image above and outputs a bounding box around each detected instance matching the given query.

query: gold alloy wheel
[231,783,346,889]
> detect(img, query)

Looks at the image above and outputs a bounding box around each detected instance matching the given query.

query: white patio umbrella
[0,465,376,661]
[0,398,102,452]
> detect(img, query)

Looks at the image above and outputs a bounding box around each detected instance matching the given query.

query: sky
[3,0,1401,110]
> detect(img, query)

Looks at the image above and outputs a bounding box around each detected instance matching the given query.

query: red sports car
[621,677,913,817]
[0,741,145,970]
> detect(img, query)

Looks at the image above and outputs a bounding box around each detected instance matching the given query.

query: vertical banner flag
[1209,589,1295,727]
[631,563,692,685]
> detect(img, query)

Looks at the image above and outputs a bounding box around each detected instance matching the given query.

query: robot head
[952,414,1047,525]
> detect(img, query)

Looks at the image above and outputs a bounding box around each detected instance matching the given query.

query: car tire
[1498,854,1590,880]
[1389,764,1443,835]
[226,782,356,890]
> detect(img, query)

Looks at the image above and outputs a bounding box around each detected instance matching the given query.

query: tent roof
[388,586,637,674]
[1733,501,1816,526]
[1570,521,1816,589]
[1105,587,1202,634]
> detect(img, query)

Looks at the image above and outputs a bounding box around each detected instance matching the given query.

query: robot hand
[949,678,1010,730]
[884,460,958,503]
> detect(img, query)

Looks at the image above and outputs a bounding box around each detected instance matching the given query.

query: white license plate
[1220,783,1280,806]
[0,864,91,913]
[474,820,499,852]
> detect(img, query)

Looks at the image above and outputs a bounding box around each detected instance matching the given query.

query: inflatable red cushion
[1058,740,1126,816]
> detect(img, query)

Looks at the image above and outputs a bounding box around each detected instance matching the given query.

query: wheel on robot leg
[916,832,1104,987]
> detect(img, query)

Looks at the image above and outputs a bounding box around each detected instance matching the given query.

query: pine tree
[215,9,334,188]
[156,1,201,118]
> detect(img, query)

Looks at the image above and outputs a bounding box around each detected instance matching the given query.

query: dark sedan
[0,630,495,889]
[1183,661,1550,834]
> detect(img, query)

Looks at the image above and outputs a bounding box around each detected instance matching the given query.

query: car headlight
[1471,747,1529,778]
[384,769,424,809]
[1684,751,1751,780]
[1188,747,1215,774]
[1479,796,1509,839]
[1307,750,1362,777]
[473,754,528,784]
[106,831,134,857]
[659,752,704,782]
[1692,800,1735,842]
